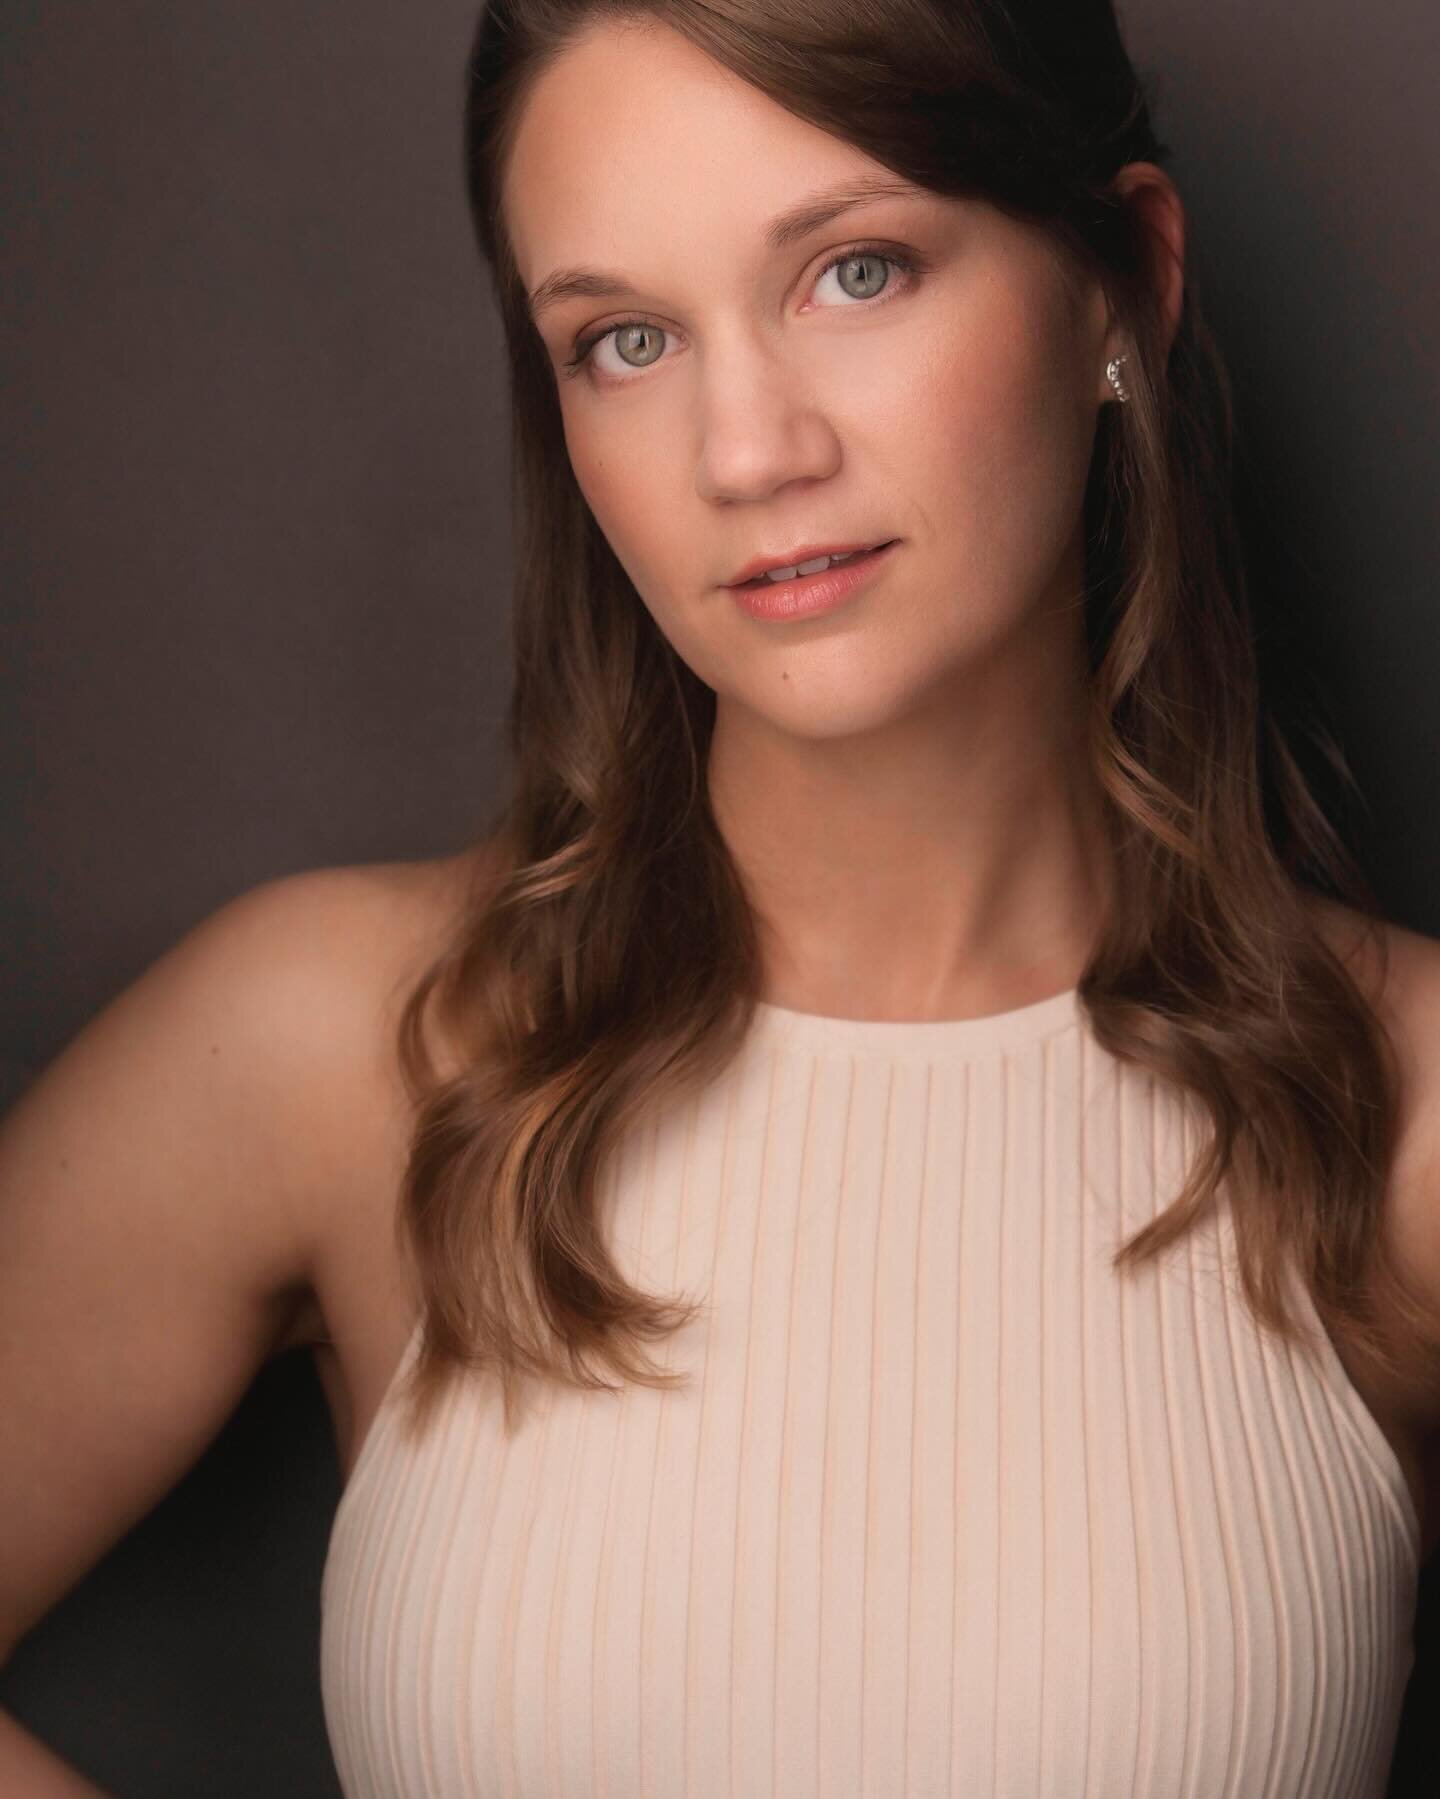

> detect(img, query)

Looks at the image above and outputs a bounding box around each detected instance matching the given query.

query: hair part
[386,0,1440,1444]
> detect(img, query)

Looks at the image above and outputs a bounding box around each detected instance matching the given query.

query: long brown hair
[389,0,1440,1439]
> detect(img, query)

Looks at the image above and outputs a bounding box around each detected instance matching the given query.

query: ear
[1104,161,1187,373]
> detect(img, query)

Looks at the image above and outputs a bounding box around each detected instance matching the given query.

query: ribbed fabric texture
[319,988,1420,1798]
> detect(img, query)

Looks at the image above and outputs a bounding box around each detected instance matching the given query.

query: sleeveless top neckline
[750,983,1080,1059]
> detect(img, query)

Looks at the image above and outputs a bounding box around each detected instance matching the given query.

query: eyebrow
[526,174,921,321]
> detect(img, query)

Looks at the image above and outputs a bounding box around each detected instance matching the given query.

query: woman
[3,0,1438,1793]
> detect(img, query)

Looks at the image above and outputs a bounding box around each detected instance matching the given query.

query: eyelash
[559,241,929,381]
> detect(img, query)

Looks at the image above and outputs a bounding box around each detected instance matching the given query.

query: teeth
[759,547,868,584]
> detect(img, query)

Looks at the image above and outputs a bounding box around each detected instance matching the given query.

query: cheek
[889,285,1096,596]
[565,426,658,586]
[564,418,723,670]
[564,421,620,542]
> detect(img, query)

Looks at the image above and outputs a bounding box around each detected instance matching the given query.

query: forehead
[502,18,918,292]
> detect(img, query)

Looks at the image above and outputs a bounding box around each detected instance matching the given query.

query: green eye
[560,241,928,382]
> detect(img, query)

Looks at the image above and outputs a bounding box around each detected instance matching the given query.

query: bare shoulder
[3,847,480,1270]
[218,843,487,1051]
[1302,891,1440,1096]
[209,847,479,999]
[1305,892,1440,1369]
[205,845,490,1278]
[150,850,475,1157]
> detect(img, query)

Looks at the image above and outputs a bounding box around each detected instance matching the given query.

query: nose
[693,333,842,505]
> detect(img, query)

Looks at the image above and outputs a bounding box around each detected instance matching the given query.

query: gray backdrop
[2,1,1436,1792]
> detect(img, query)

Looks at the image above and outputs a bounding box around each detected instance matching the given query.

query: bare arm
[0,867,408,1786]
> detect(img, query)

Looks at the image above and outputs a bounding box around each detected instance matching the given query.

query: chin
[728,671,939,744]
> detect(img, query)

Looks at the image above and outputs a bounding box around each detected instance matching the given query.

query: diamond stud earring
[1106,354,1131,404]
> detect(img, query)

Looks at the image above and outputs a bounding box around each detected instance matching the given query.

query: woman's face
[503,17,1118,742]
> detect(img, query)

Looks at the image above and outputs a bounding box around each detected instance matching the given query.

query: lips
[727,538,900,621]
[725,539,895,588]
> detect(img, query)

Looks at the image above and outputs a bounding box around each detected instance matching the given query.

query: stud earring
[1106,353,1131,404]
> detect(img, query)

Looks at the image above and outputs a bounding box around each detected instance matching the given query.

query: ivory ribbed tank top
[319,987,1421,1798]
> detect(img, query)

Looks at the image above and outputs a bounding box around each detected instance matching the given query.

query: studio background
[2,1,1436,1792]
